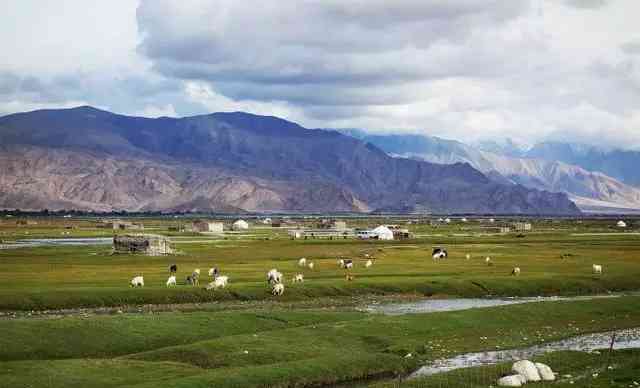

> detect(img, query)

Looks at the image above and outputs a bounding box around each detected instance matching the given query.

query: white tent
[372,225,394,240]
[444,218,451,223]
[232,219,250,231]
[617,220,627,228]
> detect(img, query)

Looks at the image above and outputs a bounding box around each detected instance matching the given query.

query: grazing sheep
[166,275,176,287]
[267,269,283,285]
[292,274,304,283]
[272,283,285,296]
[512,360,541,382]
[364,253,370,259]
[185,275,195,286]
[485,257,493,266]
[432,248,448,259]
[346,274,354,281]
[130,275,144,287]
[191,270,200,286]
[511,267,521,276]
[593,264,603,274]
[307,262,315,270]
[298,257,307,267]
[534,362,555,381]
[365,259,373,268]
[208,267,219,278]
[497,374,526,387]
[465,253,471,260]
[169,264,177,274]
[339,259,353,269]
[206,275,229,290]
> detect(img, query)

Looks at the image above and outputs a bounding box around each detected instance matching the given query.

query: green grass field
[0,216,639,387]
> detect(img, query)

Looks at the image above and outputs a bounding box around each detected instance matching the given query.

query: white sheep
[130,275,144,287]
[485,257,492,266]
[191,269,200,286]
[511,267,521,276]
[465,253,471,260]
[593,264,602,274]
[292,274,304,283]
[206,275,229,290]
[339,259,353,269]
[307,262,315,270]
[166,275,176,287]
[512,360,541,382]
[272,283,285,296]
[267,269,283,285]
[208,267,219,278]
[298,257,307,267]
[365,259,373,268]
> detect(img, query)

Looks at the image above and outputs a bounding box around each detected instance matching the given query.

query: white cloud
[0,0,639,150]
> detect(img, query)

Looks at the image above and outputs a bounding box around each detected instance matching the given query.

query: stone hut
[112,234,173,255]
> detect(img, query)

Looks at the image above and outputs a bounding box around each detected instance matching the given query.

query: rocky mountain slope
[526,141,640,187]
[0,106,579,214]
[343,131,640,212]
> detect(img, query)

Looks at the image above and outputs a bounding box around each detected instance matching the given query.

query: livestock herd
[129,247,605,293]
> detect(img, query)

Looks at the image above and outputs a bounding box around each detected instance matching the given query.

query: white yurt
[232,219,250,231]
[372,225,394,240]
[617,220,627,228]
[444,218,451,223]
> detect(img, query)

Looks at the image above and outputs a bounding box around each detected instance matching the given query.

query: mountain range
[340,130,640,213]
[0,106,579,214]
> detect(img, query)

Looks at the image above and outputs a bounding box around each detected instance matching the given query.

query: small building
[372,225,394,240]
[192,220,224,233]
[617,220,627,228]
[232,219,249,231]
[98,219,144,230]
[392,228,412,240]
[112,234,173,255]
[499,226,511,234]
[512,222,532,232]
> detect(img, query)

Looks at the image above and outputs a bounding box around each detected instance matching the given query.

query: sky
[1,0,639,149]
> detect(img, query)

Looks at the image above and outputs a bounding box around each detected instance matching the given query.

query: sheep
[272,283,285,296]
[593,264,603,274]
[365,259,373,268]
[511,267,521,276]
[346,274,354,281]
[190,270,200,286]
[206,275,229,290]
[208,267,219,278]
[307,262,315,270]
[130,275,144,287]
[298,257,307,267]
[432,248,448,259]
[465,253,471,260]
[485,257,493,266]
[292,274,304,283]
[267,269,283,285]
[185,275,195,285]
[166,275,177,287]
[339,259,353,269]
[169,264,177,274]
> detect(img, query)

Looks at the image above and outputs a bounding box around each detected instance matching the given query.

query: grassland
[0,215,639,387]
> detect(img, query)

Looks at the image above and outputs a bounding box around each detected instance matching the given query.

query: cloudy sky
[1,0,639,149]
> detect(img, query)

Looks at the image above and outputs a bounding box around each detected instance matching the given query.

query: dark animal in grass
[432,247,448,259]
[169,264,177,274]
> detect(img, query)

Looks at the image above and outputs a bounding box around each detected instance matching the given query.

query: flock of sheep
[432,247,603,277]
[129,248,604,292]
